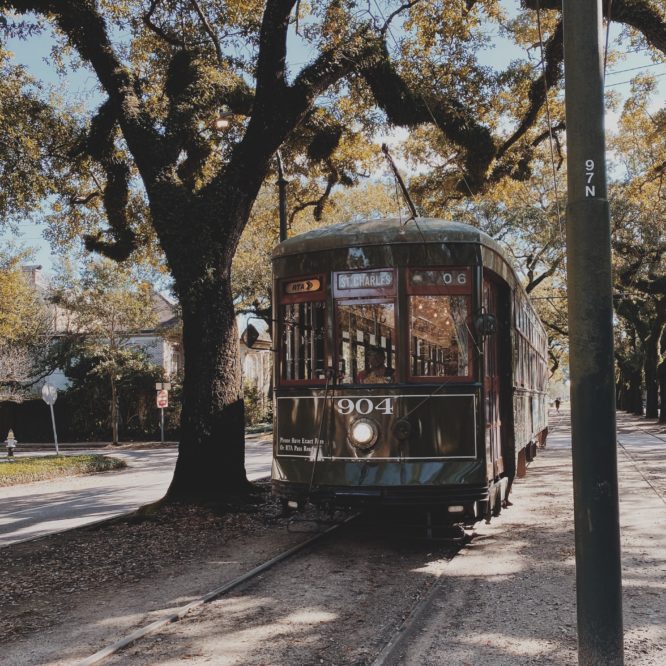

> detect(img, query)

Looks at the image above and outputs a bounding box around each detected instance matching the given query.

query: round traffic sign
[41,383,58,405]
[156,389,169,408]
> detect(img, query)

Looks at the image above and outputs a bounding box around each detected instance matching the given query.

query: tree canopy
[0,247,51,400]
[48,258,158,443]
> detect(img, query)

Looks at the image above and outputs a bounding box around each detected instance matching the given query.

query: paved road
[0,435,273,547]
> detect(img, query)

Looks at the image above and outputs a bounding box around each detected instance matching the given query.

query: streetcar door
[483,276,504,479]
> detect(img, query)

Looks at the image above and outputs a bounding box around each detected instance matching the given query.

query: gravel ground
[0,484,315,665]
[1,410,665,666]
[384,411,666,666]
[104,517,460,666]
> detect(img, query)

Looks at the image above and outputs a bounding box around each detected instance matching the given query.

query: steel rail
[617,440,666,508]
[370,546,463,666]
[76,514,357,666]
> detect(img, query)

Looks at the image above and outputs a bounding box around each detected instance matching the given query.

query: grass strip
[0,454,127,487]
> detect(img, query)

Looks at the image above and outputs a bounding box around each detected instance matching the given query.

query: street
[0,435,273,547]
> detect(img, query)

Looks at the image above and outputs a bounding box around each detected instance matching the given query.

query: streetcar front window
[280,300,326,383]
[336,301,397,384]
[409,295,470,377]
[408,267,472,381]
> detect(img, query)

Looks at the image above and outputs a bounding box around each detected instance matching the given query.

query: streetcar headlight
[348,418,379,450]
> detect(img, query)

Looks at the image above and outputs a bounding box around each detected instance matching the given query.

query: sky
[2,3,665,275]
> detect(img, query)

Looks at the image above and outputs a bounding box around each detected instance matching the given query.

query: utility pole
[276,150,288,242]
[562,1,624,664]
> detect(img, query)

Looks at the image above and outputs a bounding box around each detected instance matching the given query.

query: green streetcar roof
[272,217,506,259]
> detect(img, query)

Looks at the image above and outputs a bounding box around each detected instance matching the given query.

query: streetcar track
[370,561,449,665]
[619,424,666,445]
[615,416,666,506]
[617,440,666,506]
[76,513,357,665]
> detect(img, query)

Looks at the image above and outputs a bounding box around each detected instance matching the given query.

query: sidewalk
[386,409,666,665]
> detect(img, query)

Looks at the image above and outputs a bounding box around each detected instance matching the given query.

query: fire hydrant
[5,429,17,461]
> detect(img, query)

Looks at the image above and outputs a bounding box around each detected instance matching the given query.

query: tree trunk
[111,375,119,445]
[658,360,666,423]
[644,332,659,419]
[629,369,643,416]
[165,273,250,503]
[657,330,666,423]
[615,364,627,410]
[658,317,666,424]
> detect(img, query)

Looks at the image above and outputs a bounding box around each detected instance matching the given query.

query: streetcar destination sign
[337,270,393,290]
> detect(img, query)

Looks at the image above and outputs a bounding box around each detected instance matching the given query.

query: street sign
[41,384,59,455]
[41,383,58,405]
[156,389,169,408]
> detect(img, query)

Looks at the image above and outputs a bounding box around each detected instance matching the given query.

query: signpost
[155,382,171,444]
[41,383,59,455]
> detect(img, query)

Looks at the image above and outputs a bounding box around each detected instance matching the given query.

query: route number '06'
[335,398,394,415]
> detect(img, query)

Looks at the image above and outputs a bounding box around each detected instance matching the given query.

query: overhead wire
[535,2,566,251]
[606,62,666,76]
[606,72,666,87]
[603,0,613,78]
[371,0,478,203]
[371,0,437,264]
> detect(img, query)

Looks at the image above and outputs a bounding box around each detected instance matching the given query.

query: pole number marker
[585,159,595,197]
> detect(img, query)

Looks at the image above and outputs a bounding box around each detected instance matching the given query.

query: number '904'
[335,398,394,415]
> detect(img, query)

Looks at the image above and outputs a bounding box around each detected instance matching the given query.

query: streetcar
[270,218,548,524]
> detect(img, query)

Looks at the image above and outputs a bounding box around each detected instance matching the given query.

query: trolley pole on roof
[562,1,624,664]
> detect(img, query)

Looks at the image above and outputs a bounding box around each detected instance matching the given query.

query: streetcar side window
[279,276,326,384]
[408,268,473,381]
[335,301,397,385]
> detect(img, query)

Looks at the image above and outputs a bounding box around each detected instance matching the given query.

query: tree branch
[525,253,564,293]
[68,99,137,260]
[289,158,340,225]
[380,0,421,38]
[2,0,166,179]
[607,0,666,53]
[523,0,666,55]
[70,191,102,206]
[143,0,185,47]
[496,20,564,162]
[544,319,569,338]
[358,37,496,194]
[253,0,296,115]
[189,0,224,65]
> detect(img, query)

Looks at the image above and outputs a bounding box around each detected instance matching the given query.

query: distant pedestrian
[555,398,561,412]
